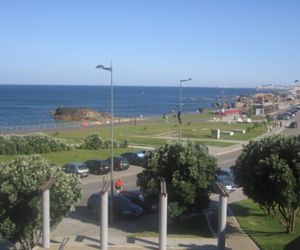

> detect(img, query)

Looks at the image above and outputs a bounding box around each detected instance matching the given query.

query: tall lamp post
[96,63,114,224]
[179,78,192,141]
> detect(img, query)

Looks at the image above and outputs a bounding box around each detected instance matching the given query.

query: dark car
[119,190,156,214]
[277,113,290,120]
[106,156,130,171]
[289,121,298,128]
[84,159,111,175]
[63,162,89,177]
[214,168,236,192]
[87,193,143,220]
[121,152,148,167]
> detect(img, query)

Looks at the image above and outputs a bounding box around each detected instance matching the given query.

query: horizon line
[0,83,260,88]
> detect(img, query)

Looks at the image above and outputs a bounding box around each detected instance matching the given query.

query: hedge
[0,133,71,155]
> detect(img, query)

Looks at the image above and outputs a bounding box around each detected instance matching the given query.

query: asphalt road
[79,165,144,205]
[216,150,241,169]
[52,150,246,242]
[79,150,242,206]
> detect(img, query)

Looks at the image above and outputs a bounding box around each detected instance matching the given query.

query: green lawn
[0,113,266,165]
[132,213,213,238]
[47,118,264,144]
[230,199,300,250]
[0,148,138,166]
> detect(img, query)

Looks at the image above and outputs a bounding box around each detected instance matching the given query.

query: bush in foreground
[234,135,300,233]
[0,155,81,249]
[137,141,216,219]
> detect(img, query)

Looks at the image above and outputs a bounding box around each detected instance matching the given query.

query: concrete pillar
[100,191,108,250]
[218,194,228,250]
[42,189,50,249]
[159,193,168,250]
[211,129,220,139]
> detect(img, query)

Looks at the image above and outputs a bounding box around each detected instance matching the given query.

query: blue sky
[0,0,299,87]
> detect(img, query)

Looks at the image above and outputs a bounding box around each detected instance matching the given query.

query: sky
[0,0,299,87]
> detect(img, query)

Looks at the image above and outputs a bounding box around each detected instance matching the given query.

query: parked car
[121,151,148,167]
[195,143,209,153]
[277,113,290,120]
[286,111,296,118]
[106,156,130,171]
[87,193,143,220]
[289,121,298,128]
[62,162,89,177]
[214,168,236,192]
[119,190,157,214]
[84,159,110,175]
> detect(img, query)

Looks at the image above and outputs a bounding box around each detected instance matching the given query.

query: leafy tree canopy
[137,141,216,218]
[234,135,300,233]
[0,155,81,249]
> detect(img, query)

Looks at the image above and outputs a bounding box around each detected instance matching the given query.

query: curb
[212,145,243,157]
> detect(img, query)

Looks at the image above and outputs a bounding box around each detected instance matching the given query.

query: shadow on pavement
[68,205,212,238]
[178,243,217,250]
[68,205,158,234]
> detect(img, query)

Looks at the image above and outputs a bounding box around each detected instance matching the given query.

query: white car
[63,162,89,177]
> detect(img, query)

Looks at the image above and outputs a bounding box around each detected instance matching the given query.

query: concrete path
[37,236,217,250]
[226,208,259,250]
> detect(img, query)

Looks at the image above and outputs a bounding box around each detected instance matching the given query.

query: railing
[0,122,83,134]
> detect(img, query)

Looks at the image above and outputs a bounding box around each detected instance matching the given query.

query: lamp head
[180,78,192,83]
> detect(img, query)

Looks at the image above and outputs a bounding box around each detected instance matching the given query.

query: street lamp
[179,78,192,141]
[96,62,114,224]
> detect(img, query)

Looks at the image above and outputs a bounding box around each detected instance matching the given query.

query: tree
[233,135,300,233]
[137,141,216,218]
[0,155,81,249]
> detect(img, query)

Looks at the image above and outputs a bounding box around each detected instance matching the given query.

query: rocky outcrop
[53,107,110,122]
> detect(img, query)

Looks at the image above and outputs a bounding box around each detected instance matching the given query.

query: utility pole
[159,180,167,250]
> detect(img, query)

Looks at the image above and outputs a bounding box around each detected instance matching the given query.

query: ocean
[0,85,259,127]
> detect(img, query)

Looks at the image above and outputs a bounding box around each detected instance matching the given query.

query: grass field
[46,114,265,144]
[230,199,300,250]
[0,113,265,165]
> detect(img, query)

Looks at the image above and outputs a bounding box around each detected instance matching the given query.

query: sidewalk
[36,235,218,249]
[205,197,259,250]
[226,208,259,250]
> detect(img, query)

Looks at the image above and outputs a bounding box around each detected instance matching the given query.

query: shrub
[79,133,128,150]
[0,155,81,249]
[0,133,71,155]
[80,133,103,150]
